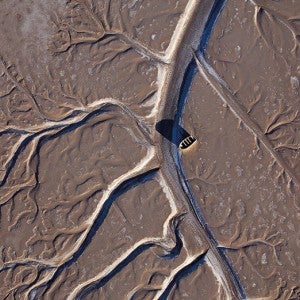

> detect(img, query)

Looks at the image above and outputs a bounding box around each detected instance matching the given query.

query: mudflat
[0,0,299,299]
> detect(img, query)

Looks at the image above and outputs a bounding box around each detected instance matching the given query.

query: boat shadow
[156,119,191,147]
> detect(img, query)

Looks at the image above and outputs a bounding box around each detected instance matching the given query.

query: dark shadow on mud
[158,251,207,300]
[156,119,190,147]
[28,168,159,298]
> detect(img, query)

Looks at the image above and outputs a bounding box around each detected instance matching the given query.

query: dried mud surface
[0,0,299,299]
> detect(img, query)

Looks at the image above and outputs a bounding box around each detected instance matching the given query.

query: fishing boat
[179,135,197,150]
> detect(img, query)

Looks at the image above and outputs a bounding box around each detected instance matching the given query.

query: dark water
[172,0,246,298]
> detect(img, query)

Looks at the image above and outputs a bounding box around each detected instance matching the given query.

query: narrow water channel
[171,0,246,298]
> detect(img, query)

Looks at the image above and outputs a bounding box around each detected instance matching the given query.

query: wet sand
[0,0,299,299]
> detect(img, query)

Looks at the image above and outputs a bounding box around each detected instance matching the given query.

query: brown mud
[0,0,299,299]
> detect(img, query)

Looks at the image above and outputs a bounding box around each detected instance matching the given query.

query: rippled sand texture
[182,0,300,298]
